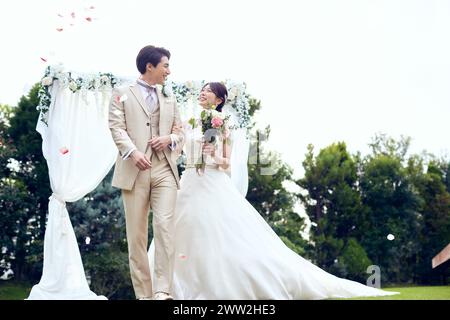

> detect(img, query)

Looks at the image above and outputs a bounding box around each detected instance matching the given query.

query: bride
[149,82,398,300]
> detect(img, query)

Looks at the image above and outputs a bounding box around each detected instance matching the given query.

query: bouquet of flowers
[189,105,230,173]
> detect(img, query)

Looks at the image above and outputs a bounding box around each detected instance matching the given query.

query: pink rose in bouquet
[211,116,224,128]
[189,105,230,174]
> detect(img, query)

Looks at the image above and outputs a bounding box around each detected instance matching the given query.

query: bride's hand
[202,143,215,157]
[171,124,183,135]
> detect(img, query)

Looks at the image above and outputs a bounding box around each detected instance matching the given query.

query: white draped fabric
[28,70,250,299]
[223,105,250,197]
[29,80,117,299]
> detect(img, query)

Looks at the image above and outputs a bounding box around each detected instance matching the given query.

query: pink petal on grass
[59,147,69,155]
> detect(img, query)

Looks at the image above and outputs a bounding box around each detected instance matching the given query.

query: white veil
[223,105,250,197]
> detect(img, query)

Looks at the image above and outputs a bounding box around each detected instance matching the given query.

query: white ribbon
[49,193,69,235]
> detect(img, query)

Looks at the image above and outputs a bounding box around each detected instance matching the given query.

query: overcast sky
[1,0,449,178]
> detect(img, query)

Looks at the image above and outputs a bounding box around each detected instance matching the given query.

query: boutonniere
[162,81,173,98]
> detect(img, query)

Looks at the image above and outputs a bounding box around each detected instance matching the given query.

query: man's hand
[148,135,171,152]
[130,150,152,170]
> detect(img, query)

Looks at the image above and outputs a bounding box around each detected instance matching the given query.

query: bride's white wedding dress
[148,125,398,300]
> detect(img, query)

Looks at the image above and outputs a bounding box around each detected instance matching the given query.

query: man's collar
[136,78,157,90]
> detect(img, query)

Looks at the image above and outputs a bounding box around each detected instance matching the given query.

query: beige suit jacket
[109,83,184,190]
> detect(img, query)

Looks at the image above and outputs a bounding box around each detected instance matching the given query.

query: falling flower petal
[387,234,395,241]
[85,237,91,245]
[40,57,48,62]
[179,253,187,260]
[89,5,95,9]
[57,13,64,18]
[85,17,92,22]
[56,28,64,32]
[71,12,76,19]
[59,147,69,155]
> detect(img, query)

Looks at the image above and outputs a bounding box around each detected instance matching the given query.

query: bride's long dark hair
[202,82,228,112]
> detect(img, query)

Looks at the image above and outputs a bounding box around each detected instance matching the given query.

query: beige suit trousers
[122,153,177,299]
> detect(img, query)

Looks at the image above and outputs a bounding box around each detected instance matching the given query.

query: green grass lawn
[338,286,450,300]
[0,281,32,300]
[1,280,449,300]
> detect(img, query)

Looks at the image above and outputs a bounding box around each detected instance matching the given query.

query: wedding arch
[28,64,251,299]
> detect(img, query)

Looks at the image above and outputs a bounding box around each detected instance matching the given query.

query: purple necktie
[137,80,157,113]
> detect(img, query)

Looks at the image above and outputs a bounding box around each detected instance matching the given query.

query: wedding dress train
[148,127,398,299]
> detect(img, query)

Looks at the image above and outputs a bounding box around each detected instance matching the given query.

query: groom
[109,45,184,300]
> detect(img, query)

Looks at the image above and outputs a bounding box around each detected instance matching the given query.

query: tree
[296,142,369,279]
[0,104,14,179]
[3,85,52,281]
[411,159,450,284]
[0,104,21,277]
[0,104,15,181]
[1,97,49,281]
[368,133,411,160]
[8,84,51,240]
[443,161,450,194]
[299,143,366,238]
[339,238,373,283]
[0,178,41,280]
[359,135,421,284]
